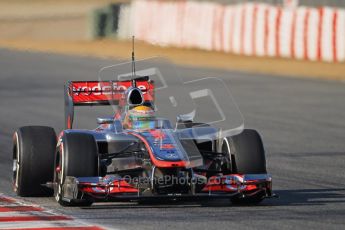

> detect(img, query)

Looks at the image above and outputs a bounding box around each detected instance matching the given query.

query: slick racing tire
[222,129,267,205]
[54,132,98,207]
[13,126,56,197]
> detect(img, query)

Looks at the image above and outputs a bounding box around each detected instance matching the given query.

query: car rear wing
[64,77,154,129]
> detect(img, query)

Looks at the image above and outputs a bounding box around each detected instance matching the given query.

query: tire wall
[104,1,345,63]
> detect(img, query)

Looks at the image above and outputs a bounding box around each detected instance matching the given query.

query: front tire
[54,132,98,206]
[13,126,56,196]
[222,129,267,205]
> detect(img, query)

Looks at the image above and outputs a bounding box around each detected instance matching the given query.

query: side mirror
[97,117,114,125]
[97,117,123,133]
[176,110,196,123]
[175,111,196,129]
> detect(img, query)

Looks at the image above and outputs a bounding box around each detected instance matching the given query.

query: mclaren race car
[12,57,274,206]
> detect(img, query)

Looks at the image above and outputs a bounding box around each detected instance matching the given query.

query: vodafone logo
[72,83,148,96]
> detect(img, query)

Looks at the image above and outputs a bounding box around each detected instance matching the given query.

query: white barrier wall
[118,0,345,62]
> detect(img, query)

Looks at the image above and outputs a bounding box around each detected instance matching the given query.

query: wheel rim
[222,137,233,172]
[13,133,20,192]
[54,147,64,202]
[55,183,62,202]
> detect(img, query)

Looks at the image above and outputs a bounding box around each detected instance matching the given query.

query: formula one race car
[12,57,274,206]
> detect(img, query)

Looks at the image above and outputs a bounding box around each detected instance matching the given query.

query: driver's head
[126,105,155,130]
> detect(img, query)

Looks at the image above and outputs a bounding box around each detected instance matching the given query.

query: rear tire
[54,132,98,206]
[222,129,267,205]
[13,126,56,196]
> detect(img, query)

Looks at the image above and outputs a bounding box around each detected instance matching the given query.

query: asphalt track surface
[0,49,345,230]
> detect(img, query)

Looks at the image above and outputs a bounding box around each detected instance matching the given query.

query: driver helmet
[125,105,155,130]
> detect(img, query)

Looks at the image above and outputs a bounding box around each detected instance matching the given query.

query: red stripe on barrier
[219,7,225,52]
[304,9,311,60]
[229,8,235,52]
[275,7,282,57]
[0,206,43,212]
[5,227,104,230]
[252,4,258,56]
[317,8,324,61]
[0,215,72,222]
[264,7,270,56]
[212,7,217,50]
[332,10,338,62]
[212,6,225,51]
[240,5,246,55]
[290,10,297,59]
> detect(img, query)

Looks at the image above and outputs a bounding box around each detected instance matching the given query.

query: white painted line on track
[0,211,53,217]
